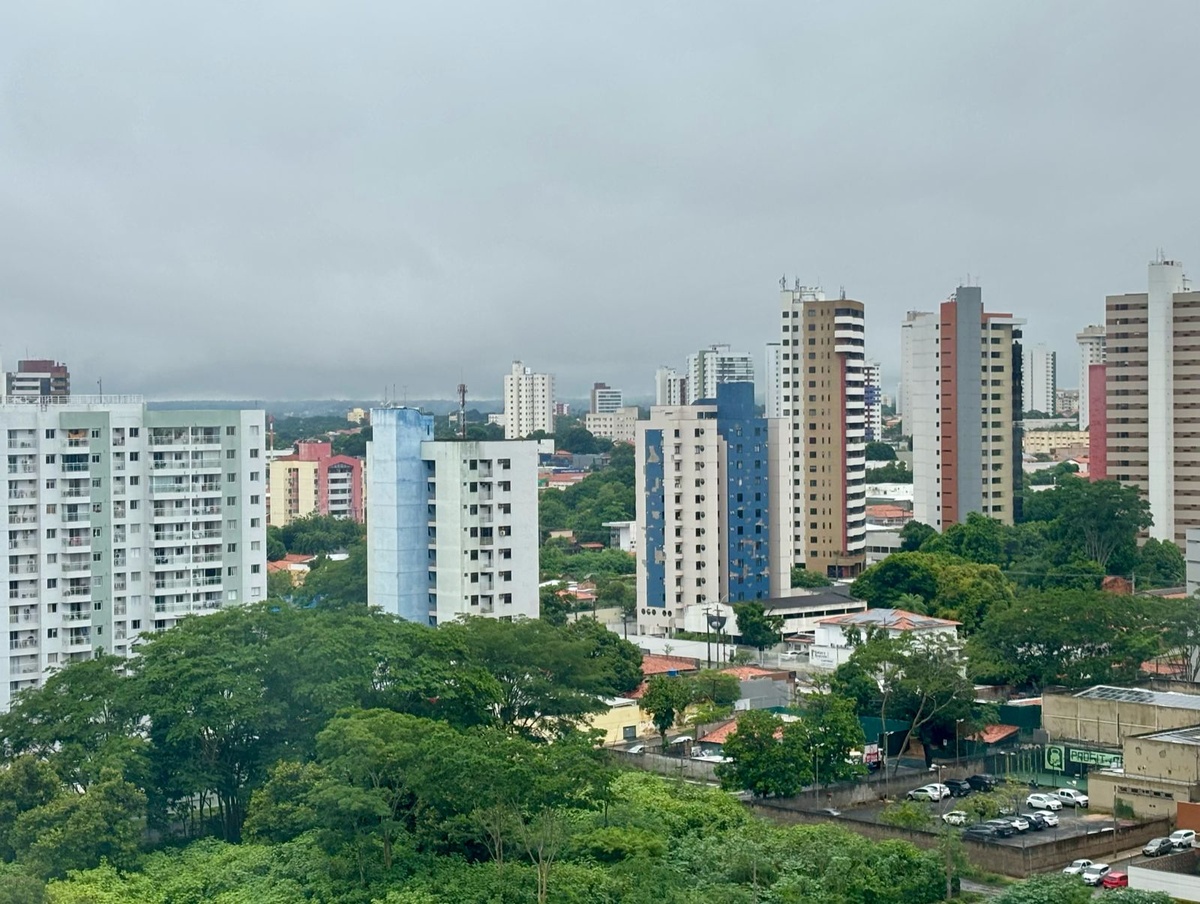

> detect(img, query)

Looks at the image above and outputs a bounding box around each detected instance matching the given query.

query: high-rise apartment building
[635,383,773,636]
[590,383,623,415]
[764,342,783,418]
[502,361,555,439]
[899,312,924,420]
[267,440,364,526]
[367,407,539,625]
[778,286,867,579]
[908,287,1024,531]
[685,345,754,403]
[1105,256,1200,544]
[654,367,686,406]
[1023,343,1057,415]
[863,362,883,442]
[1077,324,1107,430]
[6,360,70,399]
[1,396,266,712]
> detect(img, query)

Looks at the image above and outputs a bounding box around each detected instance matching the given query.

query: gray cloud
[2,1,1197,401]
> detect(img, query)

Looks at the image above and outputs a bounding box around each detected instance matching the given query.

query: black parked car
[963,824,1005,842]
[1143,837,1175,857]
[1020,812,1049,831]
[967,774,1000,792]
[945,779,973,797]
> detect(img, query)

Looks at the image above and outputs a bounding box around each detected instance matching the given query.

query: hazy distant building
[590,382,623,415]
[1077,324,1107,430]
[1105,256,1200,544]
[502,361,555,439]
[1023,343,1057,415]
[654,366,686,406]
[899,312,925,420]
[908,287,1024,531]
[764,342,783,418]
[686,344,754,403]
[268,440,364,526]
[367,407,540,624]
[864,362,883,442]
[6,359,70,398]
[584,406,639,444]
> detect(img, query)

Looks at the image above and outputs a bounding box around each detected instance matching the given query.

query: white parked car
[925,783,952,800]
[1055,788,1089,808]
[941,810,968,826]
[1169,829,1197,849]
[1033,810,1059,827]
[1025,793,1062,811]
[1062,859,1093,876]
[1081,863,1111,886]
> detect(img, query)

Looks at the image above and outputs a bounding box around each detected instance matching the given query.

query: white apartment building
[590,383,623,415]
[1077,324,1106,430]
[654,366,686,406]
[367,407,539,625]
[1023,343,1057,415]
[2,396,267,713]
[685,345,754,403]
[584,407,639,444]
[764,342,783,418]
[502,361,555,439]
[899,312,923,420]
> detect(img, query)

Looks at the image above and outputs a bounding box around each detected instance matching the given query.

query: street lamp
[955,719,964,764]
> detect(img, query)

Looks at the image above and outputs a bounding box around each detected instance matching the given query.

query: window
[227,496,236,507]
[226,449,236,459]
[44,454,55,465]
[227,473,236,482]
[46,628,58,639]
[251,564,261,574]
[250,517,261,528]
[250,471,260,482]
[226,426,236,436]
[250,494,260,505]
[129,451,139,461]
[250,448,260,458]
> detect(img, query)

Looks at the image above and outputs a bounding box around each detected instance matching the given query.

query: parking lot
[837,793,1130,851]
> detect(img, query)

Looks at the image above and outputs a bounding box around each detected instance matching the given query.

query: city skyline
[3,4,1198,399]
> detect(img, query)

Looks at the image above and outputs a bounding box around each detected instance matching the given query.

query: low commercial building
[1089,724,1200,821]
[808,608,960,671]
[1023,429,1090,458]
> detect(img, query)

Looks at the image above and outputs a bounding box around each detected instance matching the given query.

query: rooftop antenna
[779,274,787,289]
[794,277,800,291]
[839,286,846,300]
[457,383,468,439]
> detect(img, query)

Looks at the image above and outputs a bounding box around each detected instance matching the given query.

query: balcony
[63,587,91,598]
[63,610,91,622]
[62,536,91,550]
[61,463,90,473]
[7,490,37,500]
[154,578,193,591]
[61,488,90,499]
[6,465,36,475]
[150,432,190,447]
[6,440,35,450]
[68,634,92,646]
[154,530,189,542]
[61,561,90,574]
[152,459,190,470]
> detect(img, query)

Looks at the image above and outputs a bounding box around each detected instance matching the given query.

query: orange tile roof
[641,654,700,676]
[627,681,648,699]
[969,724,1019,744]
[700,714,783,744]
[720,666,778,680]
[818,608,960,631]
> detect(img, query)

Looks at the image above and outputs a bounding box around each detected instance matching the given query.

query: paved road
[960,878,1004,898]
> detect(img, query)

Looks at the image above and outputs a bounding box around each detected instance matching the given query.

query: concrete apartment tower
[899,312,925,420]
[1077,324,1107,430]
[367,407,540,624]
[1,395,267,713]
[267,440,364,526]
[635,383,772,637]
[1022,343,1057,415]
[685,344,755,403]
[502,361,555,439]
[590,383,623,415]
[6,360,70,398]
[863,362,883,442]
[908,287,1025,531]
[778,285,867,579]
[654,366,686,406]
[1105,256,1200,544]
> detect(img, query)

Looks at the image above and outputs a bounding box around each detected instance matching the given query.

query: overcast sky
[2,1,1197,401]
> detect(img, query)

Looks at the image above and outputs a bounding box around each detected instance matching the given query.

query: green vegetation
[865,441,897,461]
[995,875,1170,903]
[1026,460,1077,486]
[865,460,912,483]
[0,600,960,904]
[789,567,832,589]
[538,444,634,546]
[269,513,366,559]
[731,601,784,654]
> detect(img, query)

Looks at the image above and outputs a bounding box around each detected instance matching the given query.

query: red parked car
[1101,872,1129,889]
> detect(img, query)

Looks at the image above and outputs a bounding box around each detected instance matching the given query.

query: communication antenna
[779,274,787,289]
[457,383,468,439]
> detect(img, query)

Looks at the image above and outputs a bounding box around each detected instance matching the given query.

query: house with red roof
[809,608,961,671]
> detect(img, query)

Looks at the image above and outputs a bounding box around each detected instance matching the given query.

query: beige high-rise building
[1106,256,1200,544]
[777,286,867,579]
[502,361,555,439]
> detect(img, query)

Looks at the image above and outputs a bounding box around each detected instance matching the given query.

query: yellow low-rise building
[588,697,649,745]
[1023,429,1088,456]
